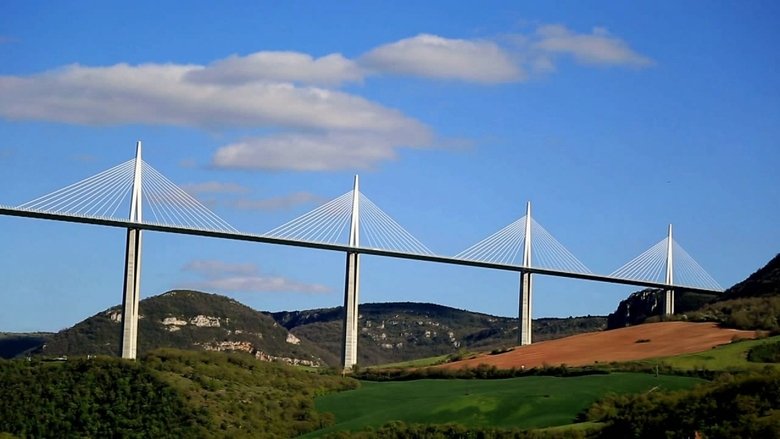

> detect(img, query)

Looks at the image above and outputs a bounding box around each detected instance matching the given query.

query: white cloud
[534,25,653,67]
[184,259,256,277]
[0,27,651,172]
[212,130,429,171]
[189,276,331,294]
[0,63,426,135]
[186,51,363,86]
[360,34,523,83]
[231,192,325,211]
[182,259,331,294]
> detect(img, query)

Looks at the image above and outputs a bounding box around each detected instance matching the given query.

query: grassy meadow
[304,373,704,436]
[637,335,780,371]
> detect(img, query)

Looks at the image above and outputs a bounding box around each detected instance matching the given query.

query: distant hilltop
[3,252,777,364]
[5,292,605,366]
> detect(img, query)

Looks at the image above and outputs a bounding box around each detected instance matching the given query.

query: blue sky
[1,1,778,332]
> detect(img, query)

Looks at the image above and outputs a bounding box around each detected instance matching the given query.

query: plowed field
[442,322,757,370]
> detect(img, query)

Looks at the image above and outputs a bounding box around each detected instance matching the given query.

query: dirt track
[442,322,757,370]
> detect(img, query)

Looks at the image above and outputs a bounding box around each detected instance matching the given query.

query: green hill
[608,253,780,330]
[720,253,780,300]
[40,290,328,366]
[0,349,357,438]
[27,291,605,367]
[686,254,780,332]
[0,332,52,359]
[272,303,606,366]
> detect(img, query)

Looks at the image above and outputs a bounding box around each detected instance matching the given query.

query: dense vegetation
[720,253,780,300]
[587,370,780,438]
[681,254,780,331]
[143,349,357,437]
[0,349,358,438]
[318,421,601,438]
[687,296,780,331]
[0,332,51,359]
[0,356,201,437]
[354,363,611,381]
[748,340,780,363]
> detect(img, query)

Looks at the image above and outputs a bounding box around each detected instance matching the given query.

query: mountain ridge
[4,293,606,366]
[39,290,327,366]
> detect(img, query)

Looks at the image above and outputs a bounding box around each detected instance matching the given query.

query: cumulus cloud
[0,26,651,171]
[533,25,653,67]
[0,63,425,134]
[212,130,428,171]
[361,34,523,83]
[187,51,363,86]
[182,259,331,294]
[184,259,256,277]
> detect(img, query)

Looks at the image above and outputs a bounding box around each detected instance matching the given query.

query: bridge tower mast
[663,224,674,316]
[120,141,143,359]
[518,201,533,345]
[341,176,361,371]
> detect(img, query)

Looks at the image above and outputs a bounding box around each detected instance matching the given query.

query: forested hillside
[0,349,357,438]
[608,253,780,331]
[688,254,780,332]
[40,290,328,366]
[0,333,51,359]
[272,302,606,366]
[720,253,780,300]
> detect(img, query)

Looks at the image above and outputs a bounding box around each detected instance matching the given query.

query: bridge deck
[0,206,722,294]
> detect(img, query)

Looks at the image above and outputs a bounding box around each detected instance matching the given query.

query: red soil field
[442,322,758,370]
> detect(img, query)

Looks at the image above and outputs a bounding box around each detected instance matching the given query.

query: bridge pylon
[120,141,143,360]
[518,201,533,346]
[341,175,360,371]
[663,224,674,316]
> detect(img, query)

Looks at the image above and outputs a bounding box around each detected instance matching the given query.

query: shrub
[747,341,780,363]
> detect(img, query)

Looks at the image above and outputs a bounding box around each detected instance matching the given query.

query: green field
[642,335,780,370]
[303,373,703,436]
[374,354,451,369]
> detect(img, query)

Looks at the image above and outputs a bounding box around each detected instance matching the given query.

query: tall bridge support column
[341,176,360,371]
[517,201,533,346]
[121,228,142,359]
[341,251,360,370]
[120,141,143,360]
[518,271,533,345]
[663,289,674,316]
[663,224,674,317]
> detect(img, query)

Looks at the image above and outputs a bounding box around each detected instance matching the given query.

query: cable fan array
[265,191,433,255]
[16,159,236,233]
[18,159,136,219]
[9,152,725,292]
[454,215,592,274]
[609,237,722,290]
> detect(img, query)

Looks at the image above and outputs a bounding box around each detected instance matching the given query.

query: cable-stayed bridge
[0,142,723,369]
